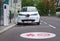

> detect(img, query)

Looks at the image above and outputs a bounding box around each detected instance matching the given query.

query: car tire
[17,23,20,25]
[36,21,40,25]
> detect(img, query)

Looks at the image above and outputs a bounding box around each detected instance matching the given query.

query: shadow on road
[16,23,40,26]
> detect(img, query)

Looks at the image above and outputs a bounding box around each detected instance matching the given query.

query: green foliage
[36,1,48,16]
[22,0,56,16]
[22,0,33,7]
[50,8,56,16]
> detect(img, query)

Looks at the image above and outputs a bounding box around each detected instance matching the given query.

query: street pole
[14,0,17,23]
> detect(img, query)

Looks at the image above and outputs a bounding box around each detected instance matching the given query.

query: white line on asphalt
[49,24,56,29]
[43,22,47,24]
[41,20,56,29]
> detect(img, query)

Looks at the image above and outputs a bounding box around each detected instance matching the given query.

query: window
[21,7,27,12]
[13,0,18,3]
[21,7,37,12]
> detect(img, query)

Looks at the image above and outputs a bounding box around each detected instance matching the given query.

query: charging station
[4,0,9,26]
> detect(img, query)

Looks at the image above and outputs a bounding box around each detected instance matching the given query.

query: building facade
[0,0,21,26]
[0,0,4,26]
[9,0,21,14]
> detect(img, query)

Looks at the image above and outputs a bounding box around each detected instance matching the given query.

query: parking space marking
[43,22,47,24]
[41,20,56,29]
[49,24,56,29]
[19,20,56,29]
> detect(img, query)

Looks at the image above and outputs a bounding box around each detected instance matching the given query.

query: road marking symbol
[20,32,56,39]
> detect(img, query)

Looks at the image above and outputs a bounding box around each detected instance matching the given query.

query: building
[9,0,21,14]
[0,0,4,26]
[0,0,21,26]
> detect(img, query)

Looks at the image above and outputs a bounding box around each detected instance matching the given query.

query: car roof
[23,6,36,9]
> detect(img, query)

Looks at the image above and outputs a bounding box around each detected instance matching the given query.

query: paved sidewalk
[0,19,16,34]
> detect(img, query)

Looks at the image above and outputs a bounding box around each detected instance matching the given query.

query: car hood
[19,12,38,15]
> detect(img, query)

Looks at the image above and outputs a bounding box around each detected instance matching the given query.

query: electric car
[17,6,40,25]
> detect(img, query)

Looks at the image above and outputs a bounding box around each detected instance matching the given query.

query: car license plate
[24,21,32,23]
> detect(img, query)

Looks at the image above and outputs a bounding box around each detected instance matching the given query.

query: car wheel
[17,23,20,25]
[37,22,40,25]
[36,21,40,25]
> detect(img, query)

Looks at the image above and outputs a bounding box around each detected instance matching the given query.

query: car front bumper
[17,16,40,23]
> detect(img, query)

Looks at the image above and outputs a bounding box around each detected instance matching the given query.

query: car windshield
[21,7,37,12]
[21,8,27,12]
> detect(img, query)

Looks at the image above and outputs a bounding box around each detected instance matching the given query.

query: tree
[22,0,33,7]
[22,0,56,16]
[36,0,48,16]
[43,0,56,16]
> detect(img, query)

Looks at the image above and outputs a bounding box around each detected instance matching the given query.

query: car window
[21,7,37,12]
[21,7,27,12]
[27,7,37,12]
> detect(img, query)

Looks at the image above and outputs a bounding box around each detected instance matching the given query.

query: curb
[0,24,16,34]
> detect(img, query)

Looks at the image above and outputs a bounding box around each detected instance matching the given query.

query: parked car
[56,7,60,17]
[17,6,40,25]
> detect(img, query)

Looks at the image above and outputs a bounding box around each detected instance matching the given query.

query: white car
[17,6,40,25]
[56,7,60,17]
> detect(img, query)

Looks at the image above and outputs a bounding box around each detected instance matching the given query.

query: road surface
[0,16,60,41]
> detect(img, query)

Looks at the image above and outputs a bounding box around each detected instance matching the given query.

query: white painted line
[0,24,16,34]
[41,20,56,29]
[40,23,42,24]
[49,24,56,29]
[43,22,47,24]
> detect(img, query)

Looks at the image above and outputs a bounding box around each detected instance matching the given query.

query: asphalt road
[0,16,60,41]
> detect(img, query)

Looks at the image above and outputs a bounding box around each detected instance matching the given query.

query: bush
[50,8,56,16]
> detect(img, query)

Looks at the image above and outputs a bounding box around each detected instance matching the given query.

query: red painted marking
[26,33,51,37]
[26,34,35,37]
[37,34,50,36]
